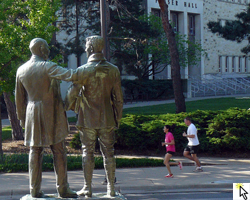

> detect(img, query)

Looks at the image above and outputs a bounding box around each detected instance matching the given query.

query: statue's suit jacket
[65,53,123,129]
[15,55,89,147]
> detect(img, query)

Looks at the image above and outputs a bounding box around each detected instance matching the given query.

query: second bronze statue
[65,35,123,197]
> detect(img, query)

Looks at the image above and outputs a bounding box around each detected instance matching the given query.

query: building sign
[155,0,198,8]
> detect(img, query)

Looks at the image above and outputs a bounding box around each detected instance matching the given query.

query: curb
[0,182,233,196]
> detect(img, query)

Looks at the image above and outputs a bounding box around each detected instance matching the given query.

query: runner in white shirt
[183,117,202,172]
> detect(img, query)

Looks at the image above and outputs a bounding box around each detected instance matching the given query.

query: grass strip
[0,154,166,173]
[2,126,12,141]
[67,97,250,123]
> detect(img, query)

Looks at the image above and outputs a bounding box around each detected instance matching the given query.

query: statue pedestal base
[20,193,127,200]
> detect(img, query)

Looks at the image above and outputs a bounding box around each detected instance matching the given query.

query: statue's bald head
[29,38,50,60]
[85,36,104,56]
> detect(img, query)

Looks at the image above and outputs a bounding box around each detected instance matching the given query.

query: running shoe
[165,174,174,178]
[178,161,183,170]
[193,167,203,172]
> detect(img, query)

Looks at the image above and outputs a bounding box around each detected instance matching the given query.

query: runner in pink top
[162,125,183,178]
[165,132,175,152]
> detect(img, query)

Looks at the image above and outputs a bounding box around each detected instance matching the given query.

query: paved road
[124,191,233,200]
[0,191,233,200]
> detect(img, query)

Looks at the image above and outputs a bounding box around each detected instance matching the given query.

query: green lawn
[123,97,250,115]
[4,97,250,142]
[2,126,12,141]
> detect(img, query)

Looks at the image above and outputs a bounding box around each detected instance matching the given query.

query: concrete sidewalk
[0,156,248,199]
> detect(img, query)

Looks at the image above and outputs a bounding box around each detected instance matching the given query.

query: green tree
[57,0,100,67]
[84,0,204,112]
[83,0,157,78]
[144,14,204,78]
[0,101,2,158]
[207,4,250,54]
[0,0,61,140]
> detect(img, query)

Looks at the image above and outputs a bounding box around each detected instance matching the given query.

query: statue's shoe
[77,187,92,198]
[59,187,78,198]
[31,191,45,198]
[107,188,115,197]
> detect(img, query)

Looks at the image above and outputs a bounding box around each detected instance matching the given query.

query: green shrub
[68,117,77,123]
[0,154,166,173]
[115,108,250,154]
[206,107,250,152]
[69,107,250,155]
[2,126,12,141]
[69,132,81,150]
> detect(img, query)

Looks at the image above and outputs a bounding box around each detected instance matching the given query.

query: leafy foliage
[80,0,204,80]
[0,0,61,93]
[69,131,82,150]
[144,14,205,70]
[69,108,250,155]
[207,4,250,54]
[0,154,164,173]
[2,126,12,141]
[56,0,98,63]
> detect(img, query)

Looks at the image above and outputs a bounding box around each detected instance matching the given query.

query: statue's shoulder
[44,61,57,68]
[16,60,31,75]
[80,62,94,68]
[78,63,95,71]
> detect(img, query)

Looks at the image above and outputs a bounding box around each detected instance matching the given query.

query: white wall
[203,0,249,75]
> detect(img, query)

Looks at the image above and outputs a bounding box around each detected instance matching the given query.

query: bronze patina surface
[15,38,93,199]
[65,36,123,198]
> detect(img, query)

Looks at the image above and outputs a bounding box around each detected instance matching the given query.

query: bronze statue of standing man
[15,38,93,198]
[65,35,123,197]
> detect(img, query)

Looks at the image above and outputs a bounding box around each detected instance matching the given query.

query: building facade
[57,0,250,98]
[148,0,250,80]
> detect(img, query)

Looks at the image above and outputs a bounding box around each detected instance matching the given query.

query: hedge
[0,154,165,173]
[70,107,250,154]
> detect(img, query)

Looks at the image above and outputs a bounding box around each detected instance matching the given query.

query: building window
[225,56,229,72]
[189,15,195,35]
[245,57,247,72]
[232,56,235,72]
[239,57,241,72]
[151,8,161,17]
[219,56,222,72]
[170,12,178,33]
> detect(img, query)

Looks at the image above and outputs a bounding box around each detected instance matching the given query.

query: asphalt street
[124,191,233,200]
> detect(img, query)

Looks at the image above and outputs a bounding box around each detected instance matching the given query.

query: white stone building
[148,0,250,79]
[58,0,250,98]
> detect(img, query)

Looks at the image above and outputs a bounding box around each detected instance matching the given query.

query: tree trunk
[0,99,3,159]
[158,0,186,113]
[75,0,81,67]
[3,92,24,140]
